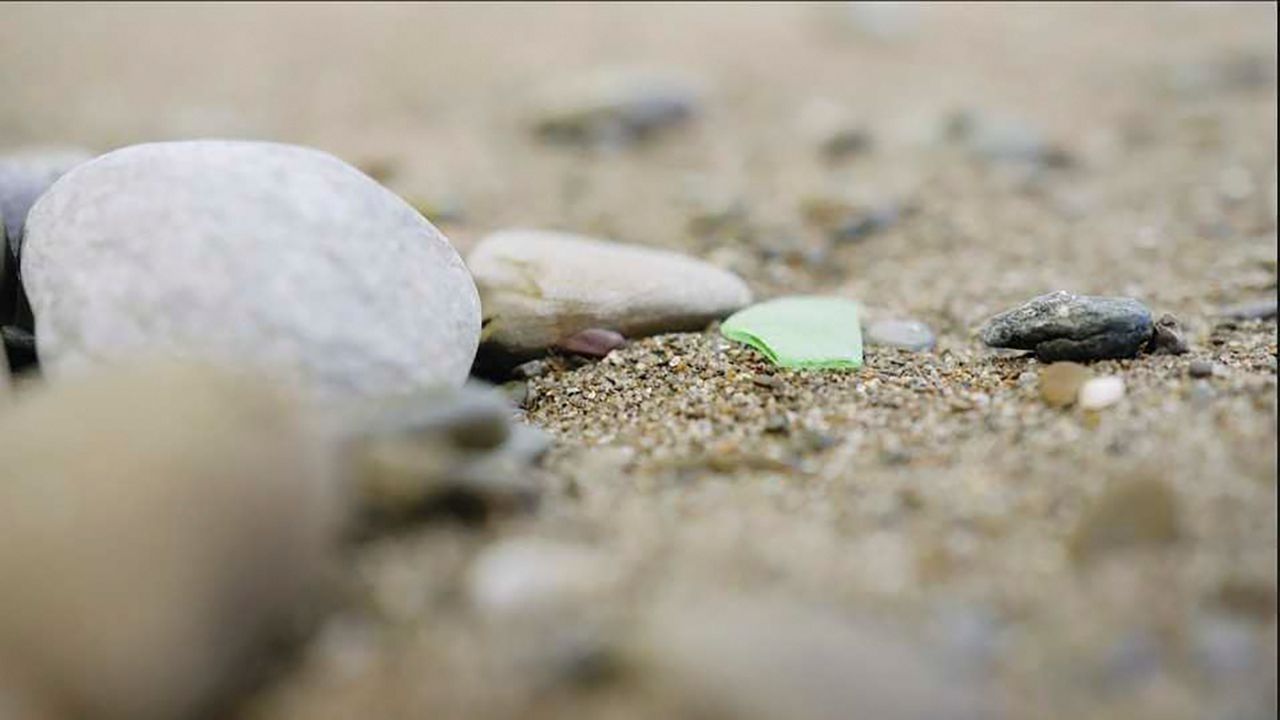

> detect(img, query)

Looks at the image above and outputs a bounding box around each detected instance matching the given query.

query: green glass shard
[720,296,863,370]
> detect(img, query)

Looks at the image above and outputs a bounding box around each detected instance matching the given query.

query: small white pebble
[1078,375,1125,410]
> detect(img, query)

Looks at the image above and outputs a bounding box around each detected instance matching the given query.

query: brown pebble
[1038,362,1091,408]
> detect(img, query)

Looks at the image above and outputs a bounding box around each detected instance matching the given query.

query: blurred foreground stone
[0,361,342,720]
[346,381,550,529]
[634,594,994,720]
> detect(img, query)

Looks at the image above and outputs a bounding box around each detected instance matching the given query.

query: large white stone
[22,141,480,403]
[468,229,752,357]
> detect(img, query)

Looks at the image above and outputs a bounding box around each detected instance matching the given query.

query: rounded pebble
[468,229,751,360]
[22,141,480,404]
[1078,375,1126,410]
[1188,359,1216,378]
[866,318,936,352]
[1039,361,1091,408]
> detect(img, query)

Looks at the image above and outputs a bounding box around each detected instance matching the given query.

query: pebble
[468,538,612,618]
[751,373,782,390]
[557,327,627,358]
[346,381,513,451]
[799,195,906,243]
[530,68,700,149]
[468,229,751,360]
[1,326,36,374]
[1039,361,1091,408]
[1218,298,1278,321]
[1069,478,1181,564]
[21,141,480,404]
[637,594,988,720]
[946,111,1068,166]
[979,291,1154,361]
[347,382,548,525]
[1147,313,1189,355]
[1078,375,1126,410]
[865,318,936,352]
[1188,359,1216,378]
[0,361,339,720]
[797,99,872,162]
[0,146,94,257]
[763,413,790,434]
[513,358,554,379]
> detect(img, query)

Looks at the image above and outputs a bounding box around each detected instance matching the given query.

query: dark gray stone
[979,291,1153,361]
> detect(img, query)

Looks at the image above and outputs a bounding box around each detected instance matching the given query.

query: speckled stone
[979,291,1153,361]
[21,141,480,404]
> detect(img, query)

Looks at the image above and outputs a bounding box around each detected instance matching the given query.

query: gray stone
[347,382,549,523]
[1188,359,1216,378]
[0,146,94,258]
[866,318,935,352]
[513,358,554,379]
[345,381,514,451]
[1147,312,1189,355]
[0,361,339,720]
[21,141,480,405]
[468,229,751,359]
[978,291,1154,361]
[530,69,700,148]
[946,111,1069,166]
